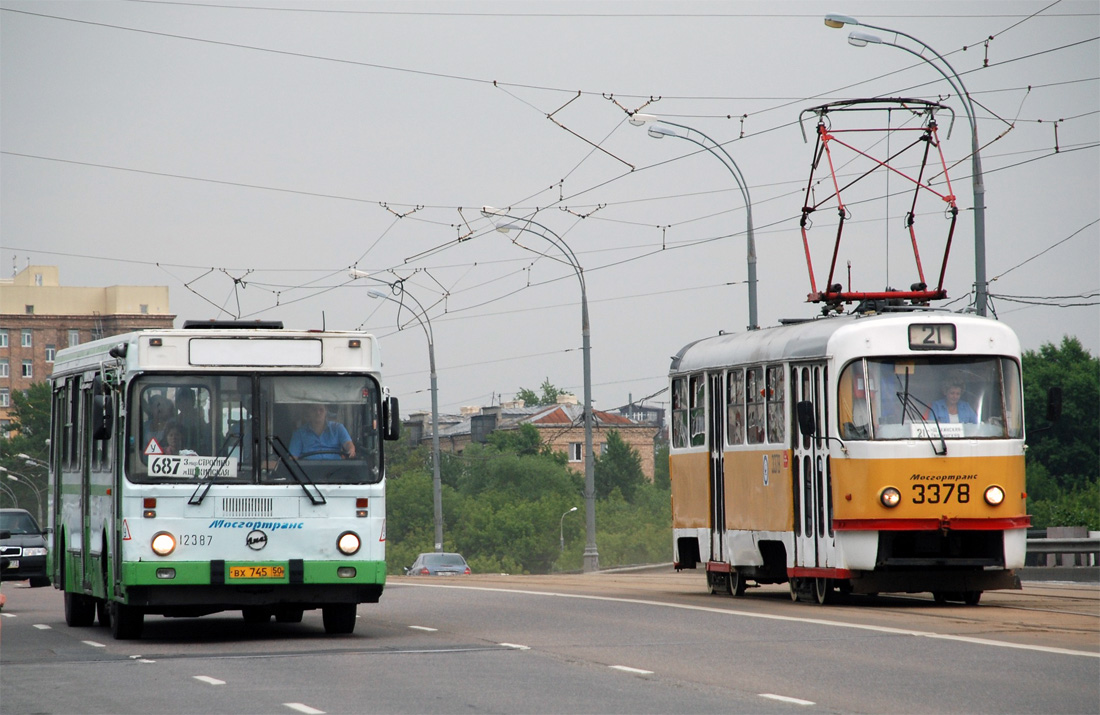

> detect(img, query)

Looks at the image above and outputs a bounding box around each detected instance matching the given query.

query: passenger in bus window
[928,378,978,424]
[142,394,175,452]
[162,422,197,456]
[175,387,210,454]
[290,404,356,460]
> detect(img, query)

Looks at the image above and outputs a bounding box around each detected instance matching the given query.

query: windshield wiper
[188,431,241,506]
[268,436,327,505]
[893,372,947,455]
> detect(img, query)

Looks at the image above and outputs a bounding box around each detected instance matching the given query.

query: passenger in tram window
[928,377,978,424]
[290,404,356,460]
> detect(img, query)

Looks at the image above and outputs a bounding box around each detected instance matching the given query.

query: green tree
[652,442,670,491]
[0,382,52,517]
[1022,337,1099,528]
[515,378,569,406]
[594,430,646,502]
[1023,337,1099,491]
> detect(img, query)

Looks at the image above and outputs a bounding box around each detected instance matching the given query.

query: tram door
[707,372,725,562]
[792,363,832,568]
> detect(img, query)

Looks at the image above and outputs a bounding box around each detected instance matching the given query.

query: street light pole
[629,115,759,331]
[560,506,577,553]
[2,469,44,523]
[349,270,444,553]
[825,14,988,317]
[482,208,600,572]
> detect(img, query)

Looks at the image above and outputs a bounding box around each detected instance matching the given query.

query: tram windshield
[127,374,383,484]
[838,357,1022,440]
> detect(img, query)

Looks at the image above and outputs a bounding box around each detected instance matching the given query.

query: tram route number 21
[912,483,970,504]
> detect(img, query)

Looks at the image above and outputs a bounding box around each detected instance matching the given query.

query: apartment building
[0,265,175,429]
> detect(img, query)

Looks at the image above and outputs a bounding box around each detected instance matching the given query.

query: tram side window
[838,360,872,440]
[671,377,689,449]
[689,374,706,447]
[766,365,785,443]
[745,366,765,444]
[726,369,744,446]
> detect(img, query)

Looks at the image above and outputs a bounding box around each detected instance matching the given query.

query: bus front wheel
[109,602,144,640]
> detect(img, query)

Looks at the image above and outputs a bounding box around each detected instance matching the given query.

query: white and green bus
[47,321,400,639]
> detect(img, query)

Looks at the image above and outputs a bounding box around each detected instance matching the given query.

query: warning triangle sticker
[122,519,132,541]
[144,438,164,455]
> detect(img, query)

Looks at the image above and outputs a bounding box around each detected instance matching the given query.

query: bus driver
[289,404,356,460]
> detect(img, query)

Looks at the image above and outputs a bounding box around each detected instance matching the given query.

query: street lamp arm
[481,208,598,572]
[354,270,444,552]
[828,14,988,316]
[631,119,759,330]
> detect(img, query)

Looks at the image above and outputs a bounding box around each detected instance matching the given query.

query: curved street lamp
[349,270,444,554]
[559,506,578,553]
[1,467,44,523]
[628,114,758,331]
[481,207,600,573]
[824,13,989,317]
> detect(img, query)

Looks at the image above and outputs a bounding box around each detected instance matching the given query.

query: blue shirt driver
[289,404,356,460]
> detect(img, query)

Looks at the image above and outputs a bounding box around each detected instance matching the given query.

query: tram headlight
[337,531,361,556]
[984,485,1006,506]
[151,531,176,556]
[880,487,902,508]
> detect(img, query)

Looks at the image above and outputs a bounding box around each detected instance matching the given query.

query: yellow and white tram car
[669,310,1027,604]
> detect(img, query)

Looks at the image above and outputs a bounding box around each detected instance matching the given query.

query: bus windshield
[127,374,383,484]
[837,357,1022,440]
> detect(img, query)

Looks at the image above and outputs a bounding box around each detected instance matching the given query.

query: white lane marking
[499,643,530,650]
[82,640,106,648]
[33,624,51,630]
[760,693,815,706]
[610,665,654,675]
[408,625,437,632]
[194,676,225,685]
[284,704,325,714]
[1,613,16,618]
[397,582,1100,659]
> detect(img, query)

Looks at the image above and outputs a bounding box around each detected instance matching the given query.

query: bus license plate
[228,565,285,580]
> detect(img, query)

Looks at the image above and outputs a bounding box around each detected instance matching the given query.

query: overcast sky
[2,0,1097,417]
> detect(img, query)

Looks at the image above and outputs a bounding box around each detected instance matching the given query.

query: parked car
[405,552,471,576]
[0,508,50,587]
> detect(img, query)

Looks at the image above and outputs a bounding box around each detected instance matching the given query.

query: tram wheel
[788,577,801,602]
[729,568,746,597]
[814,578,834,605]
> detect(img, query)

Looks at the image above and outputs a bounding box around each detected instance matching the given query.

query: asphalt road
[2,571,1097,714]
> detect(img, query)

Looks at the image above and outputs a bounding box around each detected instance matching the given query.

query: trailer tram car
[669,310,1029,604]
[47,321,400,639]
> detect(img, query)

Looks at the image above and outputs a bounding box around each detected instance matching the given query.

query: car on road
[0,508,50,587]
[405,552,471,576]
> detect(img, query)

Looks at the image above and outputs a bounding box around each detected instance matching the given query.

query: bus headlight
[984,485,1006,506]
[880,487,901,508]
[151,532,176,556]
[337,531,361,555]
